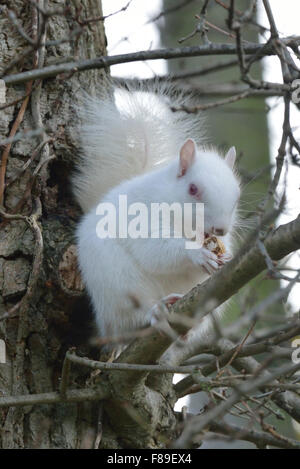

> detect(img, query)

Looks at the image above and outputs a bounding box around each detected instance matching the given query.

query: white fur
[74,85,240,342]
[73,84,204,213]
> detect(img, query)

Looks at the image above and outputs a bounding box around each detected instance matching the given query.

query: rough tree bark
[0,0,108,449]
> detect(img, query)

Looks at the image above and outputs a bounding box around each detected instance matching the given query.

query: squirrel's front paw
[188,247,223,275]
[218,252,233,264]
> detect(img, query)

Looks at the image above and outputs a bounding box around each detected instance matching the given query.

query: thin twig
[3,37,300,86]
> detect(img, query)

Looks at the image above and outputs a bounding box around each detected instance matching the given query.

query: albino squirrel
[73,84,240,344]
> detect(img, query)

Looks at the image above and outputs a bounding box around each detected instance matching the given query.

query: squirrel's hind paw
[147,293,183,341]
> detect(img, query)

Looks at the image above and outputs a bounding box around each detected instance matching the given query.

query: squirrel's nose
[213,227,225,236]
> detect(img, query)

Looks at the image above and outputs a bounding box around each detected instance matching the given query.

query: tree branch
[115,214,300,383]
[209,420,300,450]
[2,37,300,86]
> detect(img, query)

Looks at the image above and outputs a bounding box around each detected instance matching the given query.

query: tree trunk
[0,0,107,449]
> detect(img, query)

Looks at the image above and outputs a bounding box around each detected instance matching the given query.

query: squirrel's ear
[225,146,236,169]
[178,139,196,177]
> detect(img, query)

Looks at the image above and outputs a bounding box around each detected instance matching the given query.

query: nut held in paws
[203,235,226,257]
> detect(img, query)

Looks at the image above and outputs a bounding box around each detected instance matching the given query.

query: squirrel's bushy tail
[73,83,204,213]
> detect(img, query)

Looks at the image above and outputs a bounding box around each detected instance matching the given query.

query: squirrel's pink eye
[189,183,198,196]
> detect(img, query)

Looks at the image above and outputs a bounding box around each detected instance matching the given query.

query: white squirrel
[73,84,241,343]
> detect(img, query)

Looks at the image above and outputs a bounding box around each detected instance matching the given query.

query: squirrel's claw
[147,293,183,340]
